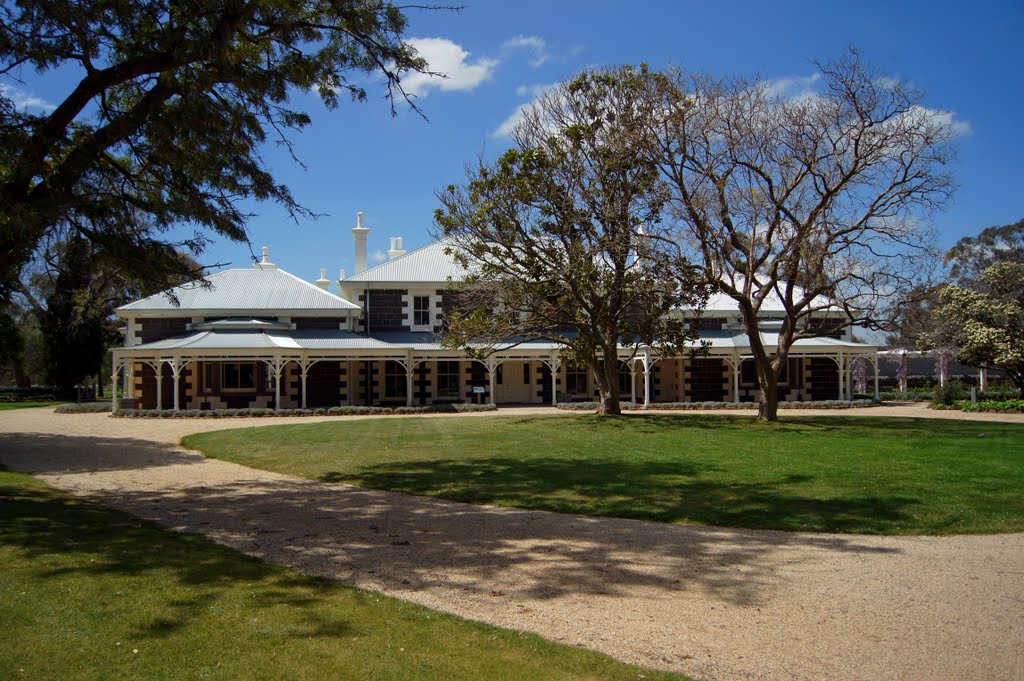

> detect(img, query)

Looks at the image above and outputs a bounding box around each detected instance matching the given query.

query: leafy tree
[927,262,1024,396]
[436,67,708,416]
[645,51,956,421]
[39,237,118,399]
[0,0,433,292]
[945,218,1024,287]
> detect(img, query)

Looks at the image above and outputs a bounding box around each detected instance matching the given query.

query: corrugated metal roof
[117,267,360,313]
[344,240,471,283]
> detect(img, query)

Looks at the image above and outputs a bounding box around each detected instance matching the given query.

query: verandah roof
[120,329,876,357]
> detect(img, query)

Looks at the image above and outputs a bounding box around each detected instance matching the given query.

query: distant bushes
[0,392,57,403]
[556,399,880,411]
[112,403,498,418]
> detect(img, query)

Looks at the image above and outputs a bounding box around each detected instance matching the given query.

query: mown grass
[0,468,686,681]
[0,401,64,411]
[185,413,1024,535]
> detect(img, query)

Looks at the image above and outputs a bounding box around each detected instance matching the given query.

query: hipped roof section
[117,267,360,315]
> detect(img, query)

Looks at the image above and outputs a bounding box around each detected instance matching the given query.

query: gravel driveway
[1,405,1022,681]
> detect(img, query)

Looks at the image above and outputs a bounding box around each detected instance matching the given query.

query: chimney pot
[352,212,370,274]
[315,268,330,290]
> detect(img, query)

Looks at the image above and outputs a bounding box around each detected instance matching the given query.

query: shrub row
[54,403,113,414]
[111,403,498,418]
[953,399,1024,413]
[557,399,881,411]
[0,393,57,403]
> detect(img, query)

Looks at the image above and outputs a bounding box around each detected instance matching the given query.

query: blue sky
[8,0,1024,280]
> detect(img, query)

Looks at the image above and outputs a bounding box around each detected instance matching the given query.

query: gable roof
[344,240,470,284]
[117,267,360,314]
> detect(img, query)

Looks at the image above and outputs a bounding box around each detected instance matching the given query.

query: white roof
[117,267,360,314]
[344,240,470,283]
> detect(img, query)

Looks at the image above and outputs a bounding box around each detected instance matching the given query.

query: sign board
[472,386,486,394]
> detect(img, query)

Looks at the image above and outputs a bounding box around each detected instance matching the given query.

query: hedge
[953,399,1024,413]
[111,403,498,418]
[556,399,881,411]
[54,403,113,414]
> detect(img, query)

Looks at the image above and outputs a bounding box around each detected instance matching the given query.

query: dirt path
[1,405,1022,681]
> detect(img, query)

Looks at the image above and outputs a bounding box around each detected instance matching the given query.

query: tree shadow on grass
[0,473,353,643]
[1,429,903,616]
[327,456,920,535]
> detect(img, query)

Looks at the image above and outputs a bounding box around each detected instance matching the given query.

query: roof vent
[255,246,278,270]
[388,237,407,260]
[315,268,330,290]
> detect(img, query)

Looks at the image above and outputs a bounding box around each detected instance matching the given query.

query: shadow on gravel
[0,432,203,473]
[1,431,901,610]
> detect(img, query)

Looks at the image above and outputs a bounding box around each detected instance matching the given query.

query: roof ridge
[348,237,448,277]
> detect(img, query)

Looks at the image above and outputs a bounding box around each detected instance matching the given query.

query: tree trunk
[755,362,780,422]
[593,357,622,416]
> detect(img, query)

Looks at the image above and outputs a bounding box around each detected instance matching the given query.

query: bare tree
[645,51,955,420]
[436,67,707,415]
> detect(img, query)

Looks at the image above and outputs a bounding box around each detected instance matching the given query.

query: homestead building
[112,213,879,411]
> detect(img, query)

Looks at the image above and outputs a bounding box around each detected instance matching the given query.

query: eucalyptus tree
[645,51,956,421]
[436,67,707,416]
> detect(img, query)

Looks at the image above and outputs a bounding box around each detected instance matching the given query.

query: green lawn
[0,401,64,411]
[185,413,1024,535]
[0,469,685,681]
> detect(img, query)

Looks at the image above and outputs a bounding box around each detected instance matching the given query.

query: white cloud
[763,73,822,102]
[492,83,557,138]
[402,38,497,97]
[908,105,972,137]
[502,35,550,67]
[0,83,56,112]
[370,249,387,264]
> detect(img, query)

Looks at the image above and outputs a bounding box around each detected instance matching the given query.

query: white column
[272,358,283,412]
[939,353,948,387]
[155,361,163,411]
[837,353,845,401]
[405,354,414,407]
[642,353,652,408]
[300,358,309,409]
[547,354,561,406]
[171,358,181,411]
[873,357,880,400]
[733,357,741,403]
[487,359,497,405]
[979,366,988,392]
[111,355,118,413]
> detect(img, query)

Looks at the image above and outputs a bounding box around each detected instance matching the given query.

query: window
[740,359,756,384]
[413,295,431,327]
[384,361,407,399]
[565,365,588,394]
[619,363,633,395]
[222,362,256,391]
[437,361,460,398]
[523,363,531,385]
[202,363,215,393]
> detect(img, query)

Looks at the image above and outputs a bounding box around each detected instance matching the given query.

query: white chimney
[254,245,277,269]
[315,268,330,290]
[352,211,369,274]
[388,236,407,260]
[337,269,346,296]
